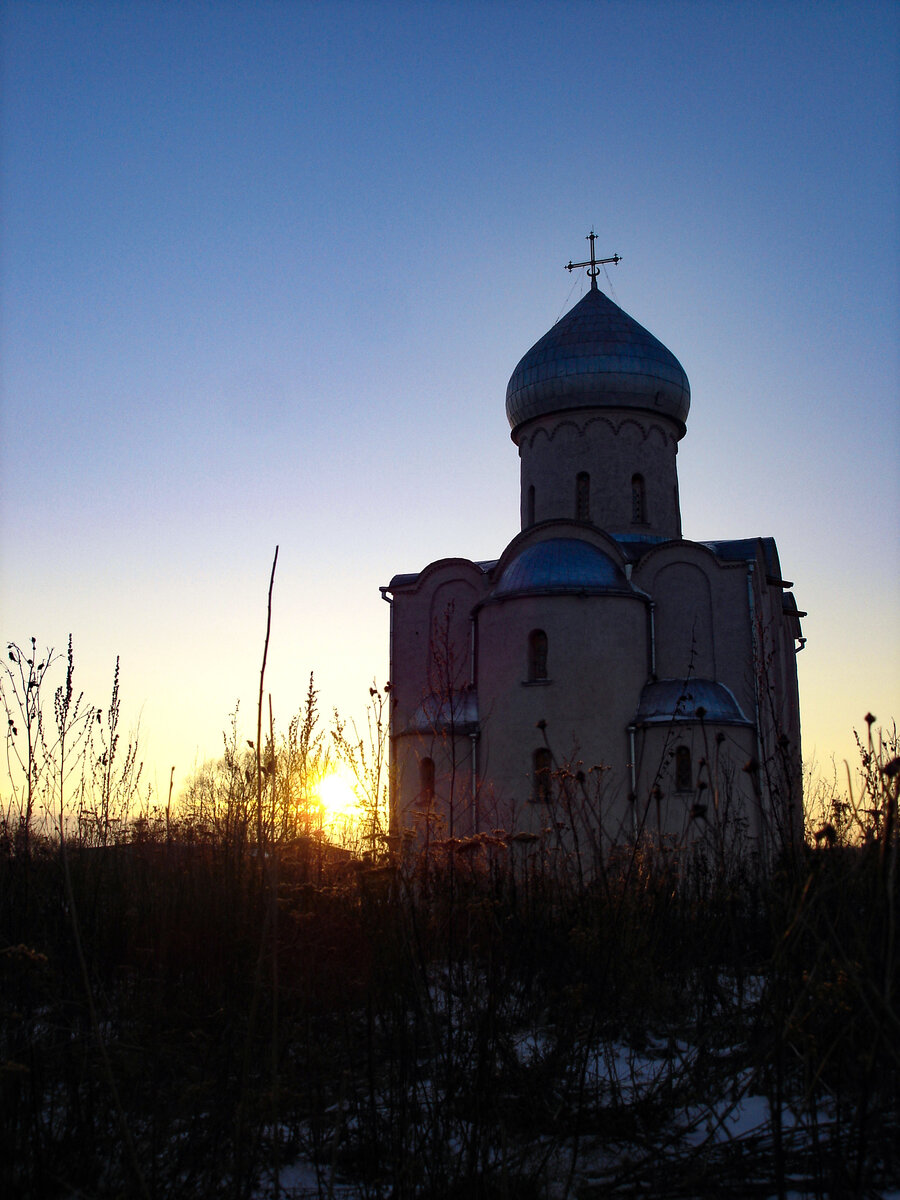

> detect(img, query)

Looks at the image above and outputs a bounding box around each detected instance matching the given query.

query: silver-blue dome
[506,285,691,436]
[634,679,752,727]
[492,538,629,598]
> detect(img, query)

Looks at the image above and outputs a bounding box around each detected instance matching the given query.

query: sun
[315,770,360,822]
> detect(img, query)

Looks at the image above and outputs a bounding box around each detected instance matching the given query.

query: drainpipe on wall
[626,570,656,682]
[470,732,478,833]
[627,724,638,839]
[636,595,656,681]
[469,614,476,688]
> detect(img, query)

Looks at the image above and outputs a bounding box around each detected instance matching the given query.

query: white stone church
[382,244,804,855]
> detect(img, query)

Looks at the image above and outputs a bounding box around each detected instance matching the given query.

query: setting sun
[314,770,360,822]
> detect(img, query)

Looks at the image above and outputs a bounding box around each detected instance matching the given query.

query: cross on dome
[565,231,621,289]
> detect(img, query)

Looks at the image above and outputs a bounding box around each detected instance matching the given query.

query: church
[381,239,804,857]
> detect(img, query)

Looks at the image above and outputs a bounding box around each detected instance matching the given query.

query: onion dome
[492,538,629,599]
[506,284,690,437]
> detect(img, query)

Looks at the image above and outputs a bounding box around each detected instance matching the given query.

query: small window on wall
[419,757,435,803]
[675,746,692,792]
[533,747,552,803]
[576,472,590,521]
[527,484,536,527]
[632,474,646,524]
[527,629,548,681]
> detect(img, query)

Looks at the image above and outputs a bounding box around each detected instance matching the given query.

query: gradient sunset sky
[2,0,898,801]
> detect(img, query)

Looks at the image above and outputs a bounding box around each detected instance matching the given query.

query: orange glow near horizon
[314,769,361,824]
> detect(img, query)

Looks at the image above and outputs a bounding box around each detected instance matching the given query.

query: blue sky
[2,0,898,800]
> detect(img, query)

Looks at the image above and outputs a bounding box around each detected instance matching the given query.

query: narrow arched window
[419,757,435,803]
[675,746,692,792]
[576,472,590,521]
[533,747,552,803]
[527,484,536,527]
[631,474,646,524]
[527,629,548,681]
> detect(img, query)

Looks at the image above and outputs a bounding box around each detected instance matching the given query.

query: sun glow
[314,770,361,823]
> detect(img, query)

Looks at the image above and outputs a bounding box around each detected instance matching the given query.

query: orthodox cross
[565,231,620,288]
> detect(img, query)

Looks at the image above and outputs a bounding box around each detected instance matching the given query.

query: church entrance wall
[475,590,647,835]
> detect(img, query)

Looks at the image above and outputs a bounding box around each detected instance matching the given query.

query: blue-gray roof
[506,285,690,436]
[492,538,630,599]
[700,537,780,578]
[610,533,670,562]
[404,691,479,735]
[634,679,752,727]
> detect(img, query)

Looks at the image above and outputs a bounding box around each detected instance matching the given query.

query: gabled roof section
[384,559,497,593]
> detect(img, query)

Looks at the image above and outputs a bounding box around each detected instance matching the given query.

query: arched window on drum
[631,473,647,525]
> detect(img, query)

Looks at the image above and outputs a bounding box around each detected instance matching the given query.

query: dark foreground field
[2,810,898,1200]
[2,645,897,1197]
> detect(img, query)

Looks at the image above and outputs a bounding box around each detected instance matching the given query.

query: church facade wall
[386,560,487,836]
[633,544,756,719]
[632,720,761,844]
[473,589,647,833]
[392,730,478,837]
[387,561,486,724]
[385,531,803,856]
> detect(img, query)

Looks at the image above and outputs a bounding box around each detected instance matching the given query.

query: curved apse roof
[492,538,629,599]
[634,679,752,728]
[506,283,690,437]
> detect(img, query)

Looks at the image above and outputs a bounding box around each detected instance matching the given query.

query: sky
[2,0,898,805]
